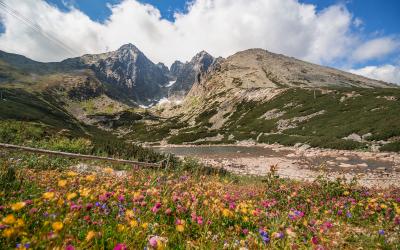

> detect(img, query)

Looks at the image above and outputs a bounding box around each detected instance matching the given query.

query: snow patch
[158,98,170,105]
[166,80,176,87]
[156,97,183,105]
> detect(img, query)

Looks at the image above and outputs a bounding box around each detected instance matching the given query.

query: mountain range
[1,43,399,152]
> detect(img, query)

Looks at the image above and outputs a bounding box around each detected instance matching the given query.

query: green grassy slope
[166,88,400,151]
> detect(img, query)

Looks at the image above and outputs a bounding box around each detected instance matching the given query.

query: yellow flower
[52,221,63,231]
[2,228,15,238]
[43,192,55,200]
[176,224,185,232]
[117,224,126,232]
[343,191,350,196]
[66,192,77,200]
[222,208,232,217]
[58,179,67,187]
[57,199,64,207]
[129,220,138,227]
[133,191,141,200]
[380,204,387,209]
[2,214,16,224]
[126,210,134,218]
[16,218,25,227]
[103,167,113,174]
[79,188,91,197]
[85,175,96,182]
[86,230,96,241]
[67,171,78,177]
[141,222,149,229]
[11,202,26,211]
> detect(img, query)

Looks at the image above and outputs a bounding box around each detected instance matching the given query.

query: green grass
[0,88,84,134]
[380,142,400,152]
[216,88,400,151]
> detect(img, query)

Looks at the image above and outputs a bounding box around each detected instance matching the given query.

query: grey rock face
[170,61,185,77]
[157,62,174,81]
[169,51,215,97]
[62,44,169,105]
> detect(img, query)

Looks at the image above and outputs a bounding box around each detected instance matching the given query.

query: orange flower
[11,202,26,211]
[2,228,15,238]
[52,221,63,231]
[86,231,96,241]
[2,214,16,224]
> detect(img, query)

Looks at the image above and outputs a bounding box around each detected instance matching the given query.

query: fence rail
[0,143,163,168]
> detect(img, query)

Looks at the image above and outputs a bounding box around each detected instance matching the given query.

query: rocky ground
[153,144,400,188]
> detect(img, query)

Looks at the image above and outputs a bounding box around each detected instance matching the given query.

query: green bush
[33,137,93,154]
[0,120,47,144]
[380,141,400,152]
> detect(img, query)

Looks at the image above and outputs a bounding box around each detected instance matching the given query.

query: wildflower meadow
[0,159,399,249]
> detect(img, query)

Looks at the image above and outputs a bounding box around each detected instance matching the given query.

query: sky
[0,0,399,84]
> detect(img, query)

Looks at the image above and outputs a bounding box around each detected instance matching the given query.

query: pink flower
[118,195,125,202]
[99,194,107,202]
[84,215,91,222]
[165,208,172,215]
[191,212,197,222]
[197,216,203,225]
[151,202,162,213]
[86,203,93,211]
[311,236,319,245]
[113,243,127,250]
[25,200,33,205]
[65,245,75,250]
[149,237,158,248]
[29,208,38,214]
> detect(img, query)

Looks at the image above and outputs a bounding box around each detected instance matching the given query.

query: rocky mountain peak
[117,43,141,53]
[170,61,185,77]
[168,51,215,97]
[191,51,214,66]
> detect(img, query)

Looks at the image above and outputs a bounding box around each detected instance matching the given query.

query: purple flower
[378,229,385,235]
[259,230,270,243]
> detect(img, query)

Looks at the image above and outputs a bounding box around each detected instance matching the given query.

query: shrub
[380,142,400,152]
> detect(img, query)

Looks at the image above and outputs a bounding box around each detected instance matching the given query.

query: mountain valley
[0,44,399,153]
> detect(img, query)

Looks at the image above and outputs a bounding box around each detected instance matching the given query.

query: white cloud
[0,0,398,67]
[352,37,400,62]
[350,65,400,85]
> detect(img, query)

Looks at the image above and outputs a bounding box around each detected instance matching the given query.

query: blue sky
[42,0,400,67]
[0,0,399,83]
[44,0,400,35]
